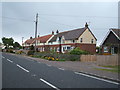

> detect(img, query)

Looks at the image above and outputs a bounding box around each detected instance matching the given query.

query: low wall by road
[80,54,119,66]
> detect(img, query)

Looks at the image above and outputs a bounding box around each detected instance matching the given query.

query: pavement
[1,52,119,89]
[6,53,120,82]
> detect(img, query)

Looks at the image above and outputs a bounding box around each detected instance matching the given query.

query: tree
[2,37,14,48]
[13,42,21,49]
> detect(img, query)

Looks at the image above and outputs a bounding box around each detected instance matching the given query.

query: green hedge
[70,47,89,55]
[27,50,35,56]
[34,52,80,61]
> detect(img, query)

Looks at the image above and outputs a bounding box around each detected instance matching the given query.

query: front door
[111,47,114,54]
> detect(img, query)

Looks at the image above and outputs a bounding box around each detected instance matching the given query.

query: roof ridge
[58,27,86,34]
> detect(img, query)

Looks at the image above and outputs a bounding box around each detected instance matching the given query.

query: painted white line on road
[2,56,5,58]
[31,74,36,77]
[58,68,65,70]
[7,59,13,63]
[47,64,51,67]
[40,78,60,90]
[38,62,41,63]
[74,72,119,85]
[16,64,29,73]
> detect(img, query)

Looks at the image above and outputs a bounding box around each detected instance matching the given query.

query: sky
[1,2,118,46]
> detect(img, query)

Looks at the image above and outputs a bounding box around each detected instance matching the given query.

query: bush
[27,50,35,56]
[34,52,80,61]
[16,50,24,54]
[6,49,15,53]
[70,47,89,55]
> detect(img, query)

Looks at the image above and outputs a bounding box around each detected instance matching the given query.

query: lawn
[96,65,120,73]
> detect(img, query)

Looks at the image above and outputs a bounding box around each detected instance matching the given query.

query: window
[67,47,71,50]
[91,39,94,44]
[104,47,108,53]
[73,40,75,43]
[80,38,83,43]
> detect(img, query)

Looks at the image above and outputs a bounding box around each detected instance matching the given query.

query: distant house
[23,34,53,51]
[101,28,120,54]
[23,37,36,50]
[48,23,97,54]
[23,23,97,54]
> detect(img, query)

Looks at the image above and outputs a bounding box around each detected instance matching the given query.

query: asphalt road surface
[2,53,119,89]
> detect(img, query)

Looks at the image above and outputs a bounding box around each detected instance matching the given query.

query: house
[101,28,120,54]
[23,37,36,50]
[23,23,97,54]
[48,23,97,54]
[23,34,53,51]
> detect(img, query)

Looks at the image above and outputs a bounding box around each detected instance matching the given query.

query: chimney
[85,22,88,28]
[52,31,54,35]
[56,30,59,34]
[30,37,32,39]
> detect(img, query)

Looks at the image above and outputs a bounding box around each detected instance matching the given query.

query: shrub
[6,49,15,53]
[16,50,24,54]
[70,47,89,55]
[27,50,35,56]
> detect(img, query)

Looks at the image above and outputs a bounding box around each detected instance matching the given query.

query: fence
[80,54,119,66]
[80,55,96,62]
[25,51,119,66]
[96,55,119,66]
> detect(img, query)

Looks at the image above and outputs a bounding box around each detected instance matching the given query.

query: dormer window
[91,39,94,44]
[80,38,83,43]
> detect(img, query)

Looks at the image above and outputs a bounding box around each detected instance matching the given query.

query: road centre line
[58,68,65,70]
[2,56,5,58]
[38,62,41,63]
[47,64,51,67]
[7,59,13,63]
[40,78,60,90]
[74,72,119,85]
[16,64,29,73]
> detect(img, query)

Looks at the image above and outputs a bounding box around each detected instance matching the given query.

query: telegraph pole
[34,13,38,51]
[22,37,24,49]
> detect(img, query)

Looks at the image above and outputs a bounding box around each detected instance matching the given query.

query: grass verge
[95,65,120,73]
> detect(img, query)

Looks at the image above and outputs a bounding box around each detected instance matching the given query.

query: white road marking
[58,68,65,70]
[47,64,51,67]
[16,64,29,73]
[31,74,36,77]
[38,62,41,63]
[40,78,60,90]
[74,72,119,85]
[2,56,5,58]
[7,59,13,63]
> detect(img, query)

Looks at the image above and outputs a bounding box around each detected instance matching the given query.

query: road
[2,53,119,89]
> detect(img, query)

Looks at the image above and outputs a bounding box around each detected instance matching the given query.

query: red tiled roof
[24,34,52,44]
[24,38,36,44]
[37,34,53,43]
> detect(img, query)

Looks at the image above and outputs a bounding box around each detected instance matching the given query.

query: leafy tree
[2,37,14,48]
[13,42,21,49]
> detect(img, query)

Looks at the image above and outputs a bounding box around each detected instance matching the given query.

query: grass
[96,65,120,73]
[100,65,120,69]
